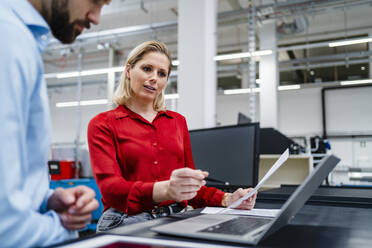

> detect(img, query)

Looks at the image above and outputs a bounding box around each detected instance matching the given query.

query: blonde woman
[88,41,257,232]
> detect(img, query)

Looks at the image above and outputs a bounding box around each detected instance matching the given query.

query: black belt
[150,203,184,218]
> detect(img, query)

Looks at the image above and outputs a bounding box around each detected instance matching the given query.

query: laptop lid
[152,155,340,245]
[260,154,340,241]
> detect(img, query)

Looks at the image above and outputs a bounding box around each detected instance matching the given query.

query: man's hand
[222,188,257,210]
[153,168,208,203]
[47,186,99,230]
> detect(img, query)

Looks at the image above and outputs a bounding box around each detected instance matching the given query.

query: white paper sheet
[226,149,289,209]
[201,207,280,218]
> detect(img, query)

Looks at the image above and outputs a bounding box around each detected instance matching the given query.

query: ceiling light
[340,79,372,86]
[56,94,180,108]
[214,50,272,61]
[278,85,301,91]
[55,84,301,107]
[250,50,273,56]
[77,24,152,40]
[97,43,105,50]
[215,52,251,61]
[224,88,251,95]
[223,88,260,95]
[104,42,110,49]
[328,37,372,47]
[223,84,301,95]
[171,60,179,66]
[56,99,108,108]
[47,61,180,79]
[164,93,179,99]
[53,67,123,79]
[45,51,272,78]
[44,73,59,79]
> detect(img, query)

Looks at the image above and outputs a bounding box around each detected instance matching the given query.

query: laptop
[152,155,340,245]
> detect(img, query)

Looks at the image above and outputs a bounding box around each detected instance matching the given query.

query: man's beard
[49,0,89,44]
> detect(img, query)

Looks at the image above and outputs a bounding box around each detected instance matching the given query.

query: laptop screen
[189,123,259,187]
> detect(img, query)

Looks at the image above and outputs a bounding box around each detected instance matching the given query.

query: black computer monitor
[259,128,304,154]
[189,123,260,188]
[237,112,252,124]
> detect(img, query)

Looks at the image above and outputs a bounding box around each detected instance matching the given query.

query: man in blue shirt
[0,0,110,247]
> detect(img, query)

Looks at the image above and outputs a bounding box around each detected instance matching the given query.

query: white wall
[216,93,260,127]
[48,84,108,146]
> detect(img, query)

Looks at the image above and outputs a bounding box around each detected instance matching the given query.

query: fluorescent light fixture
[55,83,302,108]
[55,67,123,79]
[278,84,301,91]
[224,88,251,95]
[56,72,80,79]
[45,50,272,78]
[48,25,152,44]
[164,93,179,100]
[251,50,273,56]
[223,88,260,95]
[340,79,372,86]
[56,99,108,108]
[349,172,372,178]
[49,62,179,79]
[44,73,59,79]
[223,84,300,95]
[168,51,272,66]
[56,94,180,108]
[214,50,272,61]
[77,24,151,40]
[215,52,251,61]
[328,37,372,47]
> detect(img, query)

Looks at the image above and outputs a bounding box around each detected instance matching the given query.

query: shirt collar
[10,0,51,52]
[114,105,174,119]
[160,110,174,118]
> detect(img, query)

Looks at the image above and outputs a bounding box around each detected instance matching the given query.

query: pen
[205,177,230,185]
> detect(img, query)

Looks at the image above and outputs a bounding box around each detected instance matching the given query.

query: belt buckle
[151,206,165,217]
[151,208,156,215]
[168,203,182,214]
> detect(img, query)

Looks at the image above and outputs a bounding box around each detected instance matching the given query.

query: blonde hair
[113,41,172,111]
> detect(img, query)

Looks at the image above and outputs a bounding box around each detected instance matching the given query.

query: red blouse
[87,105,225,215]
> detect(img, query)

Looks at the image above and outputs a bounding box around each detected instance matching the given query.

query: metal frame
[321,84,372,138]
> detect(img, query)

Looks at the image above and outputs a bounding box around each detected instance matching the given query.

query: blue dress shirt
[0,0,78,247]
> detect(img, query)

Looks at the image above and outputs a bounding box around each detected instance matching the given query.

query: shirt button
[153,142,157,147]
[153,161,158,165]
[41,35,47,41]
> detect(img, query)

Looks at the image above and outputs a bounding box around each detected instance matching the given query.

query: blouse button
[153,142,157,147]
[153,161,158,165]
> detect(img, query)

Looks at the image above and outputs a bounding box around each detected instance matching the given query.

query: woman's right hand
[153,168,208,203]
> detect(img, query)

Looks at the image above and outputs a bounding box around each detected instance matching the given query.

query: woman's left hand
[222,188,257,210]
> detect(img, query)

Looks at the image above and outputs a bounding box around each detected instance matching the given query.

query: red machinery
[48,160,79,180]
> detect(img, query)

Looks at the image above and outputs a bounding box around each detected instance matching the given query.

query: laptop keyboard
[198,216,272,236]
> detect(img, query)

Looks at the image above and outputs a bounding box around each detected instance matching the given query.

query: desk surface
[259,185,372,207]
[264,185,372,198]
[105,202,372,248]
